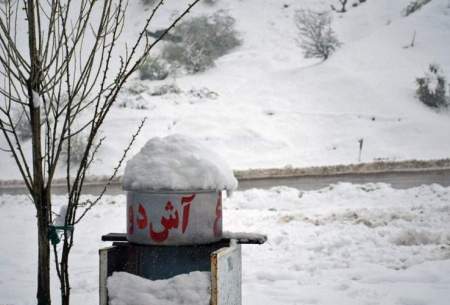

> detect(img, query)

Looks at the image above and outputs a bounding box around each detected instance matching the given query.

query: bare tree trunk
[27,0,51,304]
[31,95,50,305]
[36,193,51,305]
[60,246,71,305]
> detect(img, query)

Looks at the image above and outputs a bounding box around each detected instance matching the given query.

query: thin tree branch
[75,118,146,224]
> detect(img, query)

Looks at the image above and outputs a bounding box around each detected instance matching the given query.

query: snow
[223,231,267,244]
[1,183,450,305]
[1,0,450,180]
[53,204,68,226]
[107,271,210,305]
[32,90,41,108]
[424,66,444,95]
[123,134,238,191]
[1,0,450,303]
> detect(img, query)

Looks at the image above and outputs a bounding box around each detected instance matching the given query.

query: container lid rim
[123,188,223,194]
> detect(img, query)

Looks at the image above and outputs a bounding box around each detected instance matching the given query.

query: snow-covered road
[1,183,450,305]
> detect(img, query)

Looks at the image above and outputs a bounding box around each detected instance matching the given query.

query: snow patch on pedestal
[107,271,211,305]
[123,134,238,191]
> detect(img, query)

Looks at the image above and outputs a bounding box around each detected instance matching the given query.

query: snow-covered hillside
[1,0,450,179]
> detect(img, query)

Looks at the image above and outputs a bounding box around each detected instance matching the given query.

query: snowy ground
[1,0,450,180]
[1,183,450,305]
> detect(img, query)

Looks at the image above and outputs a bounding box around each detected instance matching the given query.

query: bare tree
[295,10,341,60]
[331,0,348,13]
[0,0,200,304]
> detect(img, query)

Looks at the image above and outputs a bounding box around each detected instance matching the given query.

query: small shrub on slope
[204,0,219,5]
[139,57,169,81]
[141,0,157,6]
[61,133,89,167]
[403,0,432,17]
[151,84,181,96]
[416,64,448,109]
[331,0,348,13]
[295,10,341,60]
[162,11,241,73]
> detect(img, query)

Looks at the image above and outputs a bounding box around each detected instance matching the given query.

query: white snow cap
[123,134,238,191]
[32,90,41,108]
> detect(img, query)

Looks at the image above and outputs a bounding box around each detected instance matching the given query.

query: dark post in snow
[358,138,364,162]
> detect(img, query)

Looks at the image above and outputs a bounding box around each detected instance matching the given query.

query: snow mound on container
[107,271,210,305]
[123,135,238,191]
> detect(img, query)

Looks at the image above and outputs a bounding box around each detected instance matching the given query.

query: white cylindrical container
[126,189,222,245]
[123,134,237,245]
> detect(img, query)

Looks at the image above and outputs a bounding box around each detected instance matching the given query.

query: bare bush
[331,0,348,12]
[139,57,169,80]
[403,0,432,16]
[416,64,448,109]
[295,10,341,60]
[162,11,241,73]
